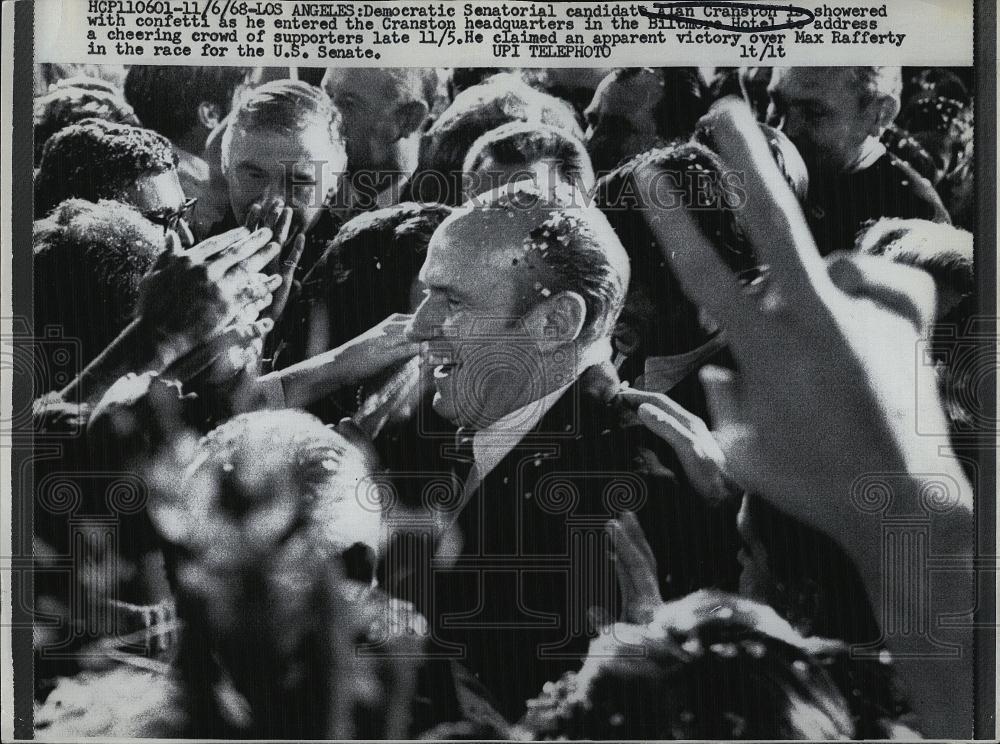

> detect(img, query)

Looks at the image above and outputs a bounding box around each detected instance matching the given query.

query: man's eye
[446,297,462,311]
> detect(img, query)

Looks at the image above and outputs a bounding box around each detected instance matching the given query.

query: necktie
[451,427,477,492]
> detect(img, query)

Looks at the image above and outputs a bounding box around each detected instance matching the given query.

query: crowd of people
[28,62,978,739]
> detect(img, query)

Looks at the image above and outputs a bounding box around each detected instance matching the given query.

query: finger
[177,218,196,249]
[335,417,375,451]
[210,229,274,277]
[827,253,936,333]
[190,226,253,261]
[697,97,825,285]
[606,520,660,617]
[164,230,184,257]
[634,159,756,335]
[698,364,743,431]
[273,207,294,246]
[637,401,697,453]
[237,241,283,278]
[619,388,699,431]
[244,203,262,230]
[267,233,306,322]
[619,511,657,576]
[161,321,273,382]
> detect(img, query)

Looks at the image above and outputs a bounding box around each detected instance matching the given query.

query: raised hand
[137,226,281,366]
[259,313,420,410]
[606,511,661,625]
[634,96,973,738]
[618,387,735,503]
[634,97,964,535]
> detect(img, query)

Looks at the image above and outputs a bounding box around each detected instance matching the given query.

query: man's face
[407,210,554,429]
[584,69,664,174]
[323,68,411,174]
[124,169,186,213]
[767,68,872,173]
[225,124,346,233]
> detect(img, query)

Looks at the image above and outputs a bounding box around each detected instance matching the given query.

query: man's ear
[524,291,587,343]
[867,95,900,137]
[196,101,223,131]
[394,100,429,140]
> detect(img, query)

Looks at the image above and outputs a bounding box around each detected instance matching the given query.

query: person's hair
[465,184,628,345]
[123,65,249,142]
[515,590,916,740]
[34,118,177,217]
[597,143,756,367]
[905,68,970,107]
[855,217,974,306]
[289,202,453,355]
[33,78,140,165]
[222,80,344,172]
[462,121,594,195]
[740,497,914,737]
[151,409,386,737]
[850,66,903,108]
[33,198,164,368]
[36,63,128,96]
[615,67,708,140]
[415,73,584,205]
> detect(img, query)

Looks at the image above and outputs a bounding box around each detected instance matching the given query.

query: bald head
[409,184,630,426]
[429,185,629,344]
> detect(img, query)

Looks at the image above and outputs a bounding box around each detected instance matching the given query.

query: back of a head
[293,202,453,352]
[462,121,595,198]
[150,409,395,738]
[124,65,248,143]
[34,80,140,166]
[35,118,176,217]
[33,198,164,370]
[855,217,974,312]
[416,74,584,204]
[597,143,754,366]
[516,590,861,740]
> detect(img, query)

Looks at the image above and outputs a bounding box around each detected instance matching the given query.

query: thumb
[699,364,742,431]
[827,253,936,333]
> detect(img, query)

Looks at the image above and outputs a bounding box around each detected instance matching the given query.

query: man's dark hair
[597,143,753,371]
[123,65,249,143]
[414,73,584,205]
[33,78,140,165]
[34,118,177,217]
[277,202,452,372]
[33,198,164,369]
[514,590,915,740]
[470,185,628,346]
[617,67,708,141]
[462,121,594,195]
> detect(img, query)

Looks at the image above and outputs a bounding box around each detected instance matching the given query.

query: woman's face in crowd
[226,123,347,233]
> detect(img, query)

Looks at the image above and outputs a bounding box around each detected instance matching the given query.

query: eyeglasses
[143,197,198,232]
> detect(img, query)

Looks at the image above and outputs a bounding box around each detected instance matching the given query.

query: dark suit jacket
[379,364,740,724]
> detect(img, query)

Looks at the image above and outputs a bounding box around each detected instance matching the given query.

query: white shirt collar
[468,339,613,486]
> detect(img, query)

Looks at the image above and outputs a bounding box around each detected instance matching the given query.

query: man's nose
[406,296,442,343]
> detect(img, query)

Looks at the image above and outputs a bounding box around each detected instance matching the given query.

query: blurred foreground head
[35,118,182,218]
[515,590,915,740]
[147,410,425,738]
[33,198,164,375]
